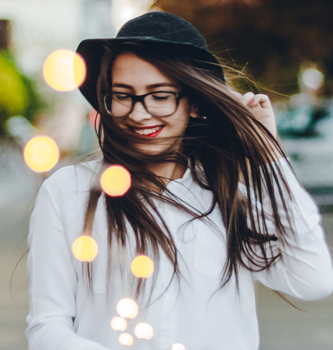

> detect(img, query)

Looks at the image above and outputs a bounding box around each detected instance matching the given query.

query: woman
[26,12,333,350]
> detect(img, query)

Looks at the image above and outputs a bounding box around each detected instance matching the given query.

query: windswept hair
[83,42,300,306]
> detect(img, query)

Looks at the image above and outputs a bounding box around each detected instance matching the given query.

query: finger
[248,96,261,108]
[249,94,271,109]
[257,94,271,109]
[242,92,255,105]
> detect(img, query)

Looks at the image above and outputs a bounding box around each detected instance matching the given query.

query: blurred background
[0,0,332,349]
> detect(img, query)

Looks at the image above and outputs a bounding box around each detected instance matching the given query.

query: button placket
[159,251,177,350]
[155,178,187,350]
[166,293,174,301]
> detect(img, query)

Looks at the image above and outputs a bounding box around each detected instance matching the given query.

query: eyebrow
[111,83,179,89]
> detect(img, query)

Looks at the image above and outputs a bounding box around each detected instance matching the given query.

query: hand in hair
[243,92,277,139]
[232,90,282,161]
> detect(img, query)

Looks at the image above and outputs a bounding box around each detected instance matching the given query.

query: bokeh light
[24,136,59,173]
[110,317,127,331]
[134,322,153,340]
[100,165,131,197]
[116,298,138,319]
[172,344,186,350]
[119,333,134,346]
[72,236,98,262]
[302,68,324,90]
[89,110,100,130]
[131,255,154,278]
[43,49,86,91]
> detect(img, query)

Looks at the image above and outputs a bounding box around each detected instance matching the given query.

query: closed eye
[151,92,174,100]
[112,93,131,101]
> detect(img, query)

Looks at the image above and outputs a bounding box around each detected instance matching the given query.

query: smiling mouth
[128,125,165,137]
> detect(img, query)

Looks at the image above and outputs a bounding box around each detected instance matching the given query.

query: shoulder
[43,157,103,195]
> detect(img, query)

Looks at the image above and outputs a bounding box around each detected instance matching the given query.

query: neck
[146,161,187,194]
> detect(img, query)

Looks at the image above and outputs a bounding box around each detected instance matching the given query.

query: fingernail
[249,99,255,104]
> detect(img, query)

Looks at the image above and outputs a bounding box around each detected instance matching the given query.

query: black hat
[76,11,224,111]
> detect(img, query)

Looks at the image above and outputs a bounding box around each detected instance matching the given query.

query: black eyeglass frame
[101,90,187,118]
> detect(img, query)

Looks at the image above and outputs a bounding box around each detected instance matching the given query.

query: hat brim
[76,37,224,112]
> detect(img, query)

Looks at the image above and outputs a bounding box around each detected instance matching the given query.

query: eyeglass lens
[104,92,178,117]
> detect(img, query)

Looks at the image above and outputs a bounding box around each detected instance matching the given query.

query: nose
[128,100,152,123]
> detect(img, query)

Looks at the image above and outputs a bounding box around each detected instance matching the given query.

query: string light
[116,298,138,319]
[172,344,186,350]
[118,333,134,346]
[43,49,86,91]
[89,110,100,129]
[100,165,131,197]
[302,68,324,90]
[72,236,98,262]
[134,322,153,340]
[24,136,59,173]
[131,255,154,278]
[110,317,127,331]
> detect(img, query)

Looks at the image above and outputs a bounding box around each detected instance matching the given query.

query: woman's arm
[26,180,110,350]
[234,92,333,299]
[248,158,333,301]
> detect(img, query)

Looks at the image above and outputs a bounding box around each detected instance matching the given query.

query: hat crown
[116,12,208,50]
[76,12,225,112]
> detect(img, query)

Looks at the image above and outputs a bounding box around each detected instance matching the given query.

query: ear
[190,106,200,119]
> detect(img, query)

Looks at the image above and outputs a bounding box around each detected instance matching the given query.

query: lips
[128,125,165,137]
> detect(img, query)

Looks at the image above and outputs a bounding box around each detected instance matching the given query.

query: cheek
[179,113,190,131]
[172,105,190,130]
[167,116,189,134]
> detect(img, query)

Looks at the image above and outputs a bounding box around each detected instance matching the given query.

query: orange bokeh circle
[100,165,131,197]
[72,236,98,262]
[43,49,86,92]
[131,255,154,279]
[24,136,59,173]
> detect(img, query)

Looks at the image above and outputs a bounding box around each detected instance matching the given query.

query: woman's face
[110,53,195,155]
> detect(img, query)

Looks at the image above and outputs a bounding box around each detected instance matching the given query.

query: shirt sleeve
[248,158,333,301]
[26,180,110,350]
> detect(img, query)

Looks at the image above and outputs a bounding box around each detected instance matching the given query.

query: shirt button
[158,202,165,208]
[166,294,173,301]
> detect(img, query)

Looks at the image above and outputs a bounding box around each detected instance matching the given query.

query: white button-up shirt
[26,158,333,350]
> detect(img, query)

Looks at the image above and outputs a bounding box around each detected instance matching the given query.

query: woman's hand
[241,92,277,139]
[231,90,283,161]
[233,91,277,139]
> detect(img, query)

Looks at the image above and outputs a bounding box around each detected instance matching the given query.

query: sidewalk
[0,202,30,350]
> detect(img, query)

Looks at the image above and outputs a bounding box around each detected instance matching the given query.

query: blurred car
[276,99,333,205]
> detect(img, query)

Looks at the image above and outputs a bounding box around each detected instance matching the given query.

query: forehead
[111,53,173,85]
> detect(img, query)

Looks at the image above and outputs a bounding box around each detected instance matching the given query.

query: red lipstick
[128,126,165,137]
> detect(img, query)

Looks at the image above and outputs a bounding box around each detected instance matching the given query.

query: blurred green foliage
[0,50,43,136]
[153,0,333,99]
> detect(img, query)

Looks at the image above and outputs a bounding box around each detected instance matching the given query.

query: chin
[135,144,166,155]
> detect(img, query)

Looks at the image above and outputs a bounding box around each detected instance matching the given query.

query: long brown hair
[83,42,301,303]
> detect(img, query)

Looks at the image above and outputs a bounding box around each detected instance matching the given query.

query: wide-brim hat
[76,11,225,112]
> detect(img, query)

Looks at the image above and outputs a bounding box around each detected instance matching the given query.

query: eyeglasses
[102,91,186,118]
